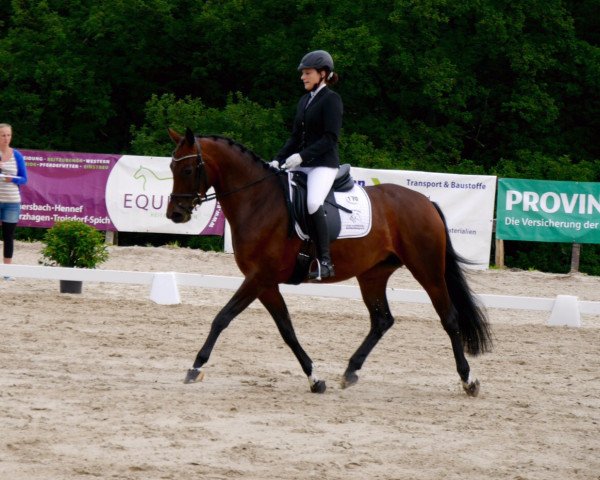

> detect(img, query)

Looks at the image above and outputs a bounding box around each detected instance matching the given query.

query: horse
[166,127,492,396]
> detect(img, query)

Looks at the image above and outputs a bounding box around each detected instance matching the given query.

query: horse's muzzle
[166,204,192,224]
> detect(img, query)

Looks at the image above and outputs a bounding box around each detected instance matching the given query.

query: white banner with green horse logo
[496,178,600,243]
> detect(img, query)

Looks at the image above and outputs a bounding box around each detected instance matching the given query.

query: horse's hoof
[341,371,359,389]
[462,378,480,397]
[184,369,205,384]
[310,380,327,393]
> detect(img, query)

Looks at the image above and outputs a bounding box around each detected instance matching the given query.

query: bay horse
[166,128,492,396]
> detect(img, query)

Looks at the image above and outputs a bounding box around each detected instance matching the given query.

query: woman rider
[271,50,343,280]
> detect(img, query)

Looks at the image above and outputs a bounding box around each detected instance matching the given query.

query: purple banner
[20,150,118,230]
[18,149,225,236]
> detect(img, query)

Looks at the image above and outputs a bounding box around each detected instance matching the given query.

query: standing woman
[272,50,343,280]
[0,123,28,276]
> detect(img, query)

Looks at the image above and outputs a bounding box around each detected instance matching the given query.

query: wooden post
[495,238,505,269]
[493,218,505,268]
[105,230,118,245]
[570,243,581,273]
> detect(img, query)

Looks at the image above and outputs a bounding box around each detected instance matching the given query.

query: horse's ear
[185,127,195,146]
[168,128,182,144]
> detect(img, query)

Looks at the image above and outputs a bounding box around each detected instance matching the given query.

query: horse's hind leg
[407,265,479,396]
[427,285,479,395]
[342,266,396,389]
[258,286,326,393]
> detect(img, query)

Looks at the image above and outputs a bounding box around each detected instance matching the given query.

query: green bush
[185,235,224,252]
[14,227,47,241]
[41,221,109,268]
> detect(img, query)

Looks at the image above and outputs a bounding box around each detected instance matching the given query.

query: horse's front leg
[184,278,262,384]
[258,286,326,393]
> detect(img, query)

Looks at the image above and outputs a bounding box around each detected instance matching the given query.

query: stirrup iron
[309,261,335,281]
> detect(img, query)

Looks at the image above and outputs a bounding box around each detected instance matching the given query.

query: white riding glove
[268,160,280,169]
[281,153,303,169]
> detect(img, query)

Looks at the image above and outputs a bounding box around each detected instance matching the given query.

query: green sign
[496,178,600,243]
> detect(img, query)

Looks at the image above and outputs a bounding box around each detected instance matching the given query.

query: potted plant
[40,220,109,294]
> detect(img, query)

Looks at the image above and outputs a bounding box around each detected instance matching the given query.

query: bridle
[169,138,210,215]
[169,137,282,215]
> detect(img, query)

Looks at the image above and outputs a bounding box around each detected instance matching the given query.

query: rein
[170,140,282,213]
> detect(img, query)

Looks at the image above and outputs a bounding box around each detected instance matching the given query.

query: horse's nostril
[171,212,184,223]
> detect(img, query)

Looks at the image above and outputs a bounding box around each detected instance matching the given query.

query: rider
[271,50,343,280]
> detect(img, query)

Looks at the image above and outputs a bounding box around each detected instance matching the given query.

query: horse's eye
[183,166,194,176]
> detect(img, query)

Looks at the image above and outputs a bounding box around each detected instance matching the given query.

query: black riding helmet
[297,50,334,73]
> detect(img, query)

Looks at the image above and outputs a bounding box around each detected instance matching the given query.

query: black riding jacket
[275,86,343,169]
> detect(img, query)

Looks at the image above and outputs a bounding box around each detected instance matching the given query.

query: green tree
[0,0,176,152]
[2,0,598,177]
[0,0,110,149]
[130,92,287,159]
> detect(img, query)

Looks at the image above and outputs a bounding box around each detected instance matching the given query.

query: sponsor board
[497,178,600,243]
[20,150,223,235]
[20,149,497,266]
[351,167,496,268]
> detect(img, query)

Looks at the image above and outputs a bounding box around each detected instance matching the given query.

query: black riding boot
[308,206,335,280]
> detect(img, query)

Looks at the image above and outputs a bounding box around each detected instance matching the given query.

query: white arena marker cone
[547,295,581,327]
[150,272,181,305]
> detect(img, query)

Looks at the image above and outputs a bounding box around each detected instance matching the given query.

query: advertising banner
[351,167,497,268]
[19,150,117,230]
[19,149,497,266]
[20,150,224,235]
[496,178,600,243]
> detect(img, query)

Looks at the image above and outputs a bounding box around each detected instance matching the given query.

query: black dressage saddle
[281,164,355,284]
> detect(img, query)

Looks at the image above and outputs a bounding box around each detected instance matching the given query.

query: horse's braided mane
[200,135,270,169]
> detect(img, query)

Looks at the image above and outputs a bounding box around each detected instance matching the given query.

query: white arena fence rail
[1,264,598,328]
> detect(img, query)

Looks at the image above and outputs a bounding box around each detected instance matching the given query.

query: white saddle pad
[335,185,372,238]
[294,184,372,240]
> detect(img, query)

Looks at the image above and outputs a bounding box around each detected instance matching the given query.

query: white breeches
[292,166,338,214]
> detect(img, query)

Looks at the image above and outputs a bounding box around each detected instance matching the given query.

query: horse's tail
[433,202,493,355]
